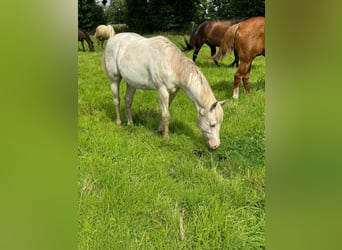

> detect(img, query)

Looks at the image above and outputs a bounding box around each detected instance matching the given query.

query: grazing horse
[103,33,227,149]
[95,25,115,48]
[78,28,95,52]
[213,16,265,99]
[183,18,246,67]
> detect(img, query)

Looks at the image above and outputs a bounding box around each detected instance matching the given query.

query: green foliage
[125,0,200,33]
[104,0,127,24]
[78,0,106,30]
[208,0,265,20]
[78,34,265,248]
[79,0,264,32]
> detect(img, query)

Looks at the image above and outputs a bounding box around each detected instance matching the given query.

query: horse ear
[219,100,228,107]
[209,101,218,112]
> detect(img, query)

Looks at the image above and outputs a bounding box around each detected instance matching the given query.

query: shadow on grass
[211,77,265,100]
[101,102,201,144]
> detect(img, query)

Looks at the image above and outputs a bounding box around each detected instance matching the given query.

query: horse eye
[210,124,216,128]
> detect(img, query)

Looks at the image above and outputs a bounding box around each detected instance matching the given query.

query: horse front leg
[157,87,170,139]
[81,41,85,52]
[125,84,136,125]
[110,77,122,125]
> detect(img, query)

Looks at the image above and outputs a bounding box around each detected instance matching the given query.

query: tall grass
[78,34,265,249]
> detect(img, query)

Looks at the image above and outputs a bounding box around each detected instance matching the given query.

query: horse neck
[181,68,216,112]
[81,31,91,43]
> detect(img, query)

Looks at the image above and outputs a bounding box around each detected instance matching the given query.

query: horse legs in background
[124,84,136,125]
[80,40,85,52]
[99,40,105,49]
[228,49,240,68]
[110,77,122,125]
[97,40,103,49]
[208,44,220,67]
[192,48,199,63]
[232,62,252,99]
[192,41,205,63]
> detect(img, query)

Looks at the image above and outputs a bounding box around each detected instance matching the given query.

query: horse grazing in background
[103,32,227,149]
[95,25,115,48]
[183,18,246,67]
[213,16,265,99]
[78,28,95,52]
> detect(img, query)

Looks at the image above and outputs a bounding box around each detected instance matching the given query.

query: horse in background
[78,28,95,52]
[183,18,246,67]
[103,32,227,149]
[95,25,116,49]
[213,16,265,99]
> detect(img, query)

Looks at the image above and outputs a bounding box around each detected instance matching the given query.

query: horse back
[104,33,183,90]
[198,19,245,46]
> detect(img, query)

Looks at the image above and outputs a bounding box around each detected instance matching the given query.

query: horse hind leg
[208,44,219,67]
[124,84,136,125]
[110,76,122,126]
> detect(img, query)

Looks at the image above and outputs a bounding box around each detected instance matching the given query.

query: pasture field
[78,33,265,249]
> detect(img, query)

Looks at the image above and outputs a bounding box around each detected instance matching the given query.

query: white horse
[103,32,226,149]
[95,25,115,48]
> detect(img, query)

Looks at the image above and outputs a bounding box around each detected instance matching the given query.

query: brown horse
[78,28,95,52]
[213,16,265,99]
[183,18,246,67]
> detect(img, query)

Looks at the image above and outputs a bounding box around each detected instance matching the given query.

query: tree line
[78,0,264,33]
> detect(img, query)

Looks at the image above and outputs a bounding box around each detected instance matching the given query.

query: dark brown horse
[183,18,246,67]
[213,16,265,99]
[78,28,95,52]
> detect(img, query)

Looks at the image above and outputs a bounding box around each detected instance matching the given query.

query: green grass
[78,34,265,249]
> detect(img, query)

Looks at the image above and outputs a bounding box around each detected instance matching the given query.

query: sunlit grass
[78,33,265,249]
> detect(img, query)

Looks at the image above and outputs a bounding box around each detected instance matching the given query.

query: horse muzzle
[208,138,220,149]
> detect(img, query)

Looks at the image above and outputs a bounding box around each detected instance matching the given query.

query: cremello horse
[95,25,115,48]
[103,32,226,149]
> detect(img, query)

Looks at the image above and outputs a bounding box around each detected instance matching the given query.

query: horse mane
[212,23,240,61]
[156,36,215,106]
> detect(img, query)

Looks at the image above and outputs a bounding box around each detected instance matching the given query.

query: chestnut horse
[213,16,265,99]
[183,18,246,67]
[78,28,95,52]
[103,33,227,149]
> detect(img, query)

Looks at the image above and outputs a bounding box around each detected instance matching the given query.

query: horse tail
[213,23,240,61]
[181,24,197,51]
